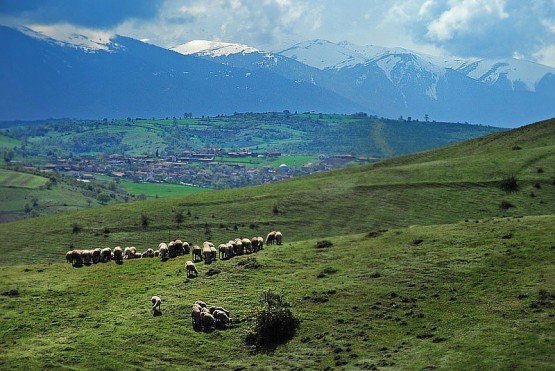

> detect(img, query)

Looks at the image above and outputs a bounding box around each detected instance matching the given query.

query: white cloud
[425,0,508,41]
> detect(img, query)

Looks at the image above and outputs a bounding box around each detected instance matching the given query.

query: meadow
[0,118,553,369]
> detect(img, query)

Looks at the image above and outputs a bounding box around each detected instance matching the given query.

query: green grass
[0,168,47,189]
[119,180,210,197]
[0,118,553,369]
[0,215,553,369]
[0,134,20,149]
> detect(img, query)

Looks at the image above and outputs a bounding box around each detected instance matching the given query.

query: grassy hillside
[0,118,553,369]
[0,119,552,265]
[1,215,553,369]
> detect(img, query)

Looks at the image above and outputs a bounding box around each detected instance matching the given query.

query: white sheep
[151,296,162,316]
[275,231,283,245]
[113,246,123,264]
[159,243,169,261]
[186,261,199,277]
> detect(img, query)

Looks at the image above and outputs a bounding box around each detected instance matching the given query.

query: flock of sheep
[65,231,283,269]
[150,296,231,331]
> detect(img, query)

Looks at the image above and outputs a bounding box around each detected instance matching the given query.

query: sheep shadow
[152,309,162,317]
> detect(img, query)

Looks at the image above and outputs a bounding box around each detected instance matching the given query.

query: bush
[245,290,300,349]
[316,240,333,248]
[499,175,519,193]
[499,200,515,210]
[72,223,81,233]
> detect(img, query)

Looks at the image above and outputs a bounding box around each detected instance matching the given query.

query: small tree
[175,209,184,225]
[246,290,300,349]
[499,175,519,193]
[141,212,150,228]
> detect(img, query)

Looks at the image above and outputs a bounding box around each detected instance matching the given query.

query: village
[38,148,374,189]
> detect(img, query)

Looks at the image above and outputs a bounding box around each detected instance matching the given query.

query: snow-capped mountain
[0,26,363,121]
[171,40,259,57]
[1,26,553,127]
[279,39,555,93]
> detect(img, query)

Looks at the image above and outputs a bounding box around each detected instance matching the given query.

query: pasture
[0,118,553,369]
[0,216,553,369]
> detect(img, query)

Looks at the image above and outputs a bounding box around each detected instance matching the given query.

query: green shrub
[499,175,518,193]
[246,290,300,349]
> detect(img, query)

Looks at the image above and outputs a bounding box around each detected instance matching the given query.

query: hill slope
[0,119,553,369]
[0,118,553,265]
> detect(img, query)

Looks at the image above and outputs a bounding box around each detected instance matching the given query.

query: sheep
[234,238,244,255]
[266,231,276,245]
[227,240,237,258]
[168,241,177,258]
[218,244,229,260]
[123,247,133,259]
[67,250,84,267]
[82,250,93,266]
[100,248,112,262]
[257,236,264,250]
[154,249,160,257]
[251,237,260,252]
[186,261,199,277]
[202,241,214,263]
[241,238,252,254]
[208,306,230,316]
[92,248,102,264]
[159,243,169,261]
[191,305,202,329]
[201,311,216,332]
[151,296,162,316]
[182,241,190,255]
[210,245,217,261]
[174,240,184,256]
[212,309,231,328]
[275,231,283,245]
[66,250,74,264]
[113,246,123,264]
[141,248,155,258]
[191,245,202,262]
[194,300,207,308]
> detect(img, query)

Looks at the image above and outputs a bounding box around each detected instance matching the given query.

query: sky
[1,0,554,67]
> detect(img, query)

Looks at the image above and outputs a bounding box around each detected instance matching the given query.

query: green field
[0,118,553,369]
[0,168,47,189]
[119,180,210,197]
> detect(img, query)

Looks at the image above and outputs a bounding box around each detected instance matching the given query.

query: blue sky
[1,0,554,66]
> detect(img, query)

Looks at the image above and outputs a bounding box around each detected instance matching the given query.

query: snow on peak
[18,24,115,52]
[171,40,259,57]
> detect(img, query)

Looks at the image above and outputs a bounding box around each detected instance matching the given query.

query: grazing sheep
[257,236,264,250]
[142,248,155,258]
[191,305,202,329]
[251,237,260,252]
[234,238,244,255]
[174,240,184,256]
[202,242,214,263]
[100,248,112,262]
[194,300,207,308]
[208,306,230,316]
[212,309,231,328]
[154,249,160,257]
[182,241,190,255]
[66,250,74,264]
[266,231,276,245]
[151,296,162,316]
[159,243,169,261]
[124,247,133,259]
[186,261,199,277]
[275,231,283,245]
[92,248,102,264]
[218,244,229,260]
[192,245,202,262]
[113,246,123,264]
[68,250,84,267]
[168,241,177,258]
[201,311,216,331]
[242,238,252,254]
[82,250,93,266]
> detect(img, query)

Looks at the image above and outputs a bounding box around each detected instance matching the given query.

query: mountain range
[1,25,554,127]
